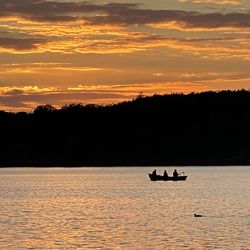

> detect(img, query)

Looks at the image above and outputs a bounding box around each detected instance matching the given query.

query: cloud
[2,26,250,59]
[1,71,250,112]
[178,0,241,5]
[0,82,208,111]
[2,89,24,96]
[6,74,247,112]
[0,37,47,50]
[0,0,250,29]
[0,85,126,111]
[0,85,57,96]
[1,1,250,58]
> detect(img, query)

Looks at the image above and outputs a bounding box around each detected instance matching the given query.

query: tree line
[1,90,250,166]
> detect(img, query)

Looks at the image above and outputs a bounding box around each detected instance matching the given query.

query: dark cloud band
[0,0,250,28]
[0,37,47,50]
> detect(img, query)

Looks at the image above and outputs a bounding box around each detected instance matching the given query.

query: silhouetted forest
[1,90,250,166]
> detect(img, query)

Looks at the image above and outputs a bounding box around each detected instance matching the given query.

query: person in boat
[164,170,168,177]
[152,169,157,176]
[173,169,179,178]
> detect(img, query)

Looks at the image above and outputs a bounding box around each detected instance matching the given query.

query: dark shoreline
[2,90,250,166]
[1,161,250,167]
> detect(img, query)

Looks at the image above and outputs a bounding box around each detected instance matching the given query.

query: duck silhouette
[194,213,202,217]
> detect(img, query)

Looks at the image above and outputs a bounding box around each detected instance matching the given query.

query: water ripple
[0,166,249,249]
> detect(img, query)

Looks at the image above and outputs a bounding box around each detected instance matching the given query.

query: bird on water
[194,214,202,217]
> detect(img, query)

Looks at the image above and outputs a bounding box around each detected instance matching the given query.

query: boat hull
[148,173,187,181]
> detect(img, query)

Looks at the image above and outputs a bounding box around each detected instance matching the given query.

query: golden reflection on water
[0,167,249,249]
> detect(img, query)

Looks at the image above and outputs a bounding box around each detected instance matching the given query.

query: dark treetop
[1,90,250,167]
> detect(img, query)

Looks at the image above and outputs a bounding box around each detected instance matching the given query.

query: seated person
[173,169,179,178]
[152,169,157,175]
[164,170,168,177]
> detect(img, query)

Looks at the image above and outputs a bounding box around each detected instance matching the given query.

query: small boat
[148,173,187,181]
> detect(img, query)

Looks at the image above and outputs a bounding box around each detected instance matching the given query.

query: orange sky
[0,0,250,111]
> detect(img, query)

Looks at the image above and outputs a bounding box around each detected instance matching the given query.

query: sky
[1,0,250,111]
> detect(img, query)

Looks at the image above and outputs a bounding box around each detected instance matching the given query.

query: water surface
[0,167,249,249]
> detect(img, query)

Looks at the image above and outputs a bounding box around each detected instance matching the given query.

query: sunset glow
[1,0,250,111]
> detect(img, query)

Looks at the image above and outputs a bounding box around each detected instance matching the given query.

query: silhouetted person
[152,169,157,175]
[173,169,179,178]
[164,170,168,177]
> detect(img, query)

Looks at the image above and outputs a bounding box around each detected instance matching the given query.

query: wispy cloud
[178,0,242,5]
[1,71,250,111]
[0,63,109,75]
[0,0,249,111]
[0,37,47,50]
[0,0,249,60]
[0,0,249,28]
[0,81,207,111]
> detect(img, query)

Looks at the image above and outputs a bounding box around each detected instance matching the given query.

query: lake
[0,167,249,249]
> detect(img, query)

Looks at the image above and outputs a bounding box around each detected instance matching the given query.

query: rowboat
[148,173,187,181]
